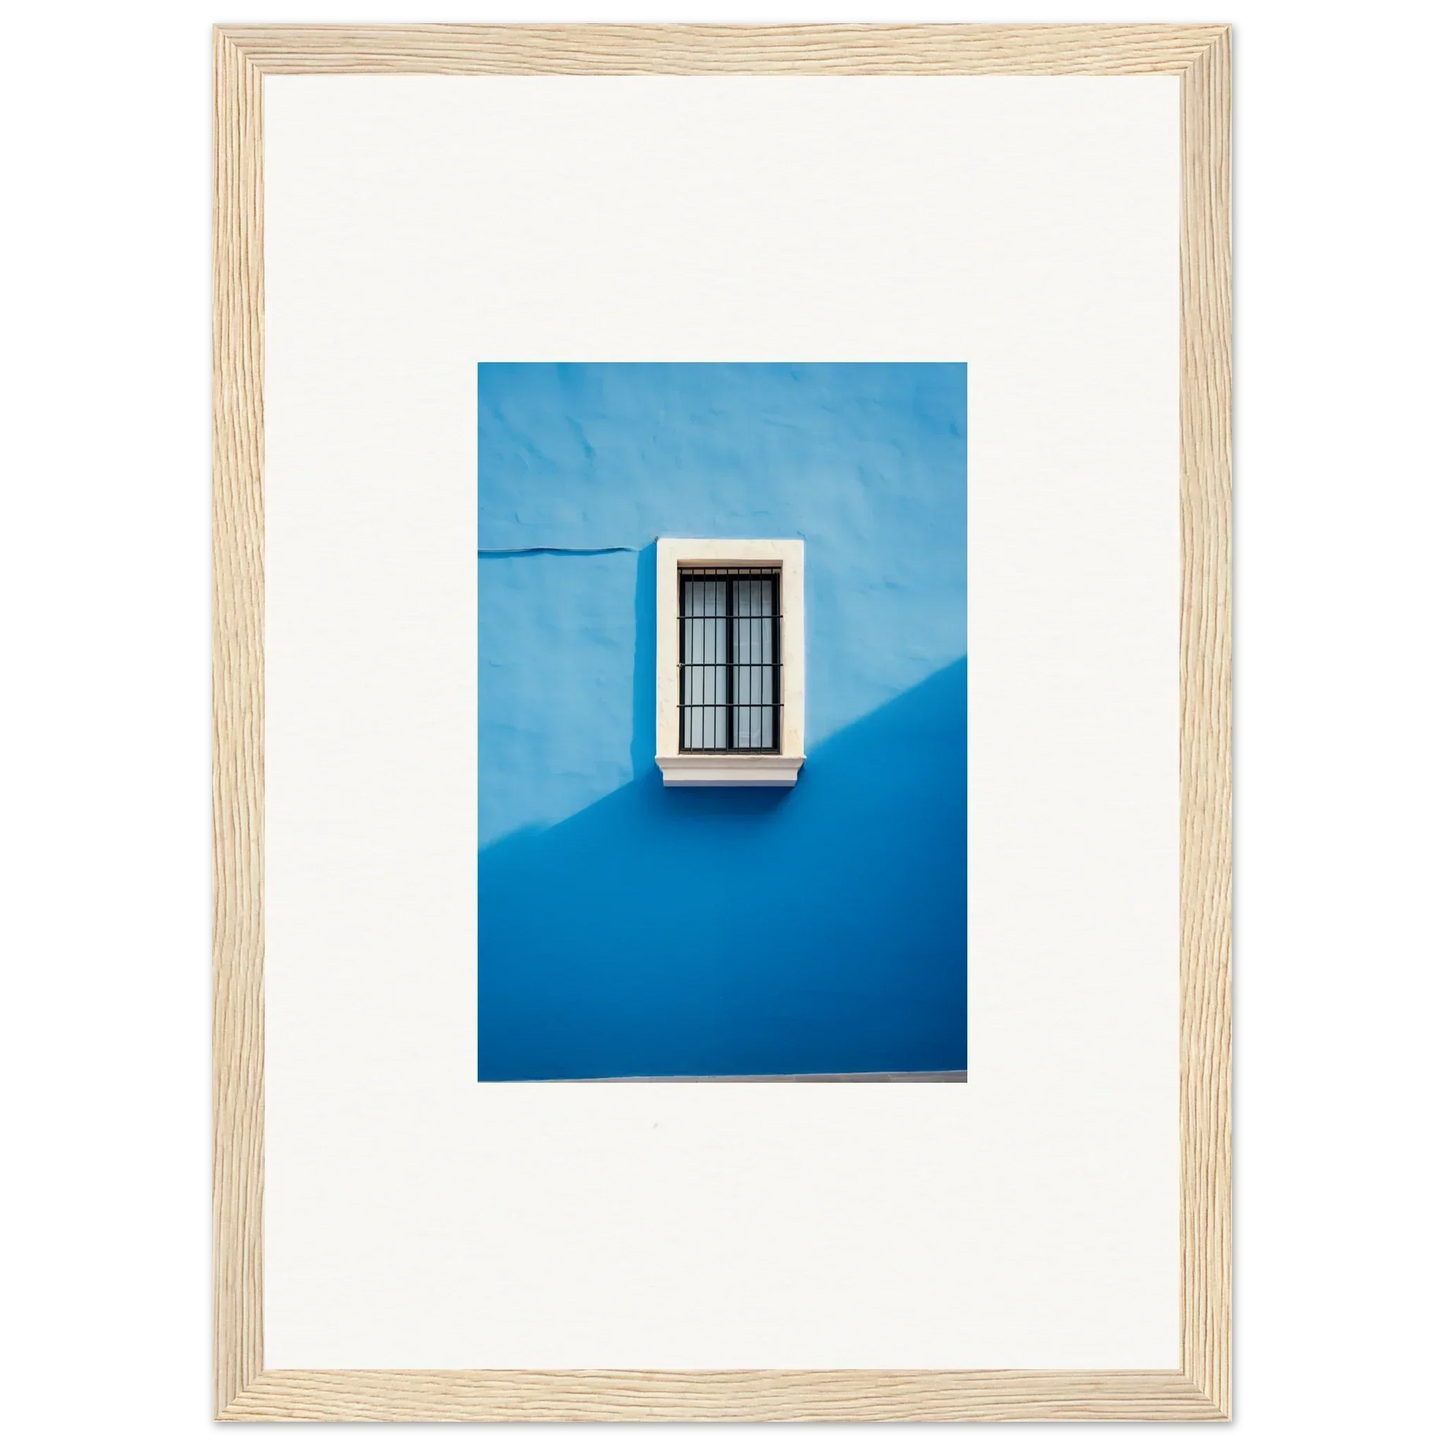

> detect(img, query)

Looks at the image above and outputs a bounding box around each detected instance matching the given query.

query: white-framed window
[655,539,805,786]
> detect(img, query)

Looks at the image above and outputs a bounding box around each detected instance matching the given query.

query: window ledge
[657,754,804,788]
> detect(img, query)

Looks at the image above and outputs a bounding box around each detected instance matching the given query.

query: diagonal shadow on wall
[478,655,967,1081]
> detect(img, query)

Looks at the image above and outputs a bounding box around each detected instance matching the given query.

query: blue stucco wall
[477,363,966,1079]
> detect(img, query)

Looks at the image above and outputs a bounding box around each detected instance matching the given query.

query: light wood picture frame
[214,23,1230,1422]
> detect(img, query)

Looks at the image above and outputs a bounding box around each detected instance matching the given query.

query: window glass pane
[682,577,726,749]
[732,577,774,749]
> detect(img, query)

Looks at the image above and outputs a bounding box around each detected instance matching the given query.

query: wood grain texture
[221,1369,1219,1423]
[213,23,1231,1423]
[1178,27,1234,1419]
[212,27,265,1421]
[220,22,1225,76]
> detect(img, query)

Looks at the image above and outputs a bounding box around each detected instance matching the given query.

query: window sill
[656,754,804,788]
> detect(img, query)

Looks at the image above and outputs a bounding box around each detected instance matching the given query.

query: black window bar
[679,566,781,753]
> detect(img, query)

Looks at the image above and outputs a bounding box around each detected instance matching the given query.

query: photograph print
[477,363,967,1081]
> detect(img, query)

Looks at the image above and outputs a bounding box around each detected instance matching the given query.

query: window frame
[655,539,805,786]
[678,564,782,755]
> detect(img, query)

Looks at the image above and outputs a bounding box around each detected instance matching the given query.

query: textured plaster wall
[477,363,967,1079]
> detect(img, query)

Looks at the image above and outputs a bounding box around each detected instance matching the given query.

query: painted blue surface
[478,362,967,749]
[477,363,966,1079]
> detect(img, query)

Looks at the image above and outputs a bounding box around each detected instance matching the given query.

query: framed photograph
[214,23,1230,1422]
